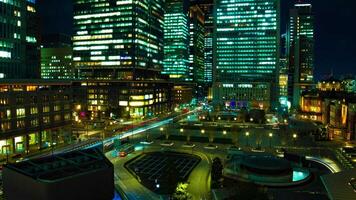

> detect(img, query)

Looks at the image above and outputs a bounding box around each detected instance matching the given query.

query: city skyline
[38,0,356,79]
[1,1,356,199]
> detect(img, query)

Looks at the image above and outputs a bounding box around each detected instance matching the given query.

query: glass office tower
[73,0,164,80]
[163,0,190,82]
[41,34,73,79]
[287,3,314,108]
[214,0,280,110]
[191,0,214,84]
[189,5,205,84]
[0,0,40,79]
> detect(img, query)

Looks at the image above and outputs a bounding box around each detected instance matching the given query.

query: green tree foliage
[172,183,192,200]
[211,157,223,182]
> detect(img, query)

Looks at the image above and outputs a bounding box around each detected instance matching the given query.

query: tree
[172,183,192,200]
[211,157,223,182]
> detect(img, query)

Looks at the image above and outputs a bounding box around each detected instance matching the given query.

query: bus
[118,144,135,157]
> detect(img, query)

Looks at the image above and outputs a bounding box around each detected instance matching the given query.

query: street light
[180,128,184,133]
[223,130,227,135]
[293,133,297,146]
[201,129,205,134]
[269,133,273,148]
[245,132,250,147]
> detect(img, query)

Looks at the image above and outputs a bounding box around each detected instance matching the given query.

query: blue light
[292,170,310,182]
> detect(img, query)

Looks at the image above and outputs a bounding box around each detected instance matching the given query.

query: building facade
[300,91,356,141]
[163,0,190,82]
[0,81,73,157]
[73,0,165,80]
[74,80,173,120]
[213,0,280,110]
[287,3,315,108]
[41,34,73,79]
[190,0,214,84]
[188,5,205,84]
[0,0,40,79]
[0,79,174,159]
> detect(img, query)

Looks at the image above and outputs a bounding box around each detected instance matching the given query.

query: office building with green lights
[0,0,40,79]
[190,0,214,84]
[73,0,165,80]
[213,0,280,110]
[72,0,173,119]
[41,34,74,79]
[188,5,205,84]
[163,0,190,82]
[287,3,314,108]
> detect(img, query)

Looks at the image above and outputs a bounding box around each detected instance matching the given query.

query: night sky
[37,0,356,80]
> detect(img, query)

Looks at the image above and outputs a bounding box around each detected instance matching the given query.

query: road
[108,152,161,200]
[185,148,212,200]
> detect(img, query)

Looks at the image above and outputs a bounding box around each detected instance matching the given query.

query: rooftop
[4,148,111,182]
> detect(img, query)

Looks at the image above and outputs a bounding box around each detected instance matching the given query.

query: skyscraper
[41,34,73,79]
[188,5,205,84]
[213,0,280,110]
[72,0,165,80]
[190,0,214,84]
[279,33,290,109]
[0,0,40,79]
[287,3,314,108]
[163,0,190,82]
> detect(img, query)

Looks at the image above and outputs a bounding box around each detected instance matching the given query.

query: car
[204,144,218,149]
[140,140,154,145]
[160,142,174,147]
[276,148,286,155]
[227,145,242,151]
[251,147,265,153]
[182,143,195,148]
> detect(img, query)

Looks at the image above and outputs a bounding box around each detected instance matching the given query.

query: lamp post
[245,132,250,147]
[201,129,205,134]
[160,127,164,137]
[293,133,297,146]
[223,130,227,135]
[269,133,273,148]
[159,127,166,141]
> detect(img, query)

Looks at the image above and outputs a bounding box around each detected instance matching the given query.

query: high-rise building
[72,0,165,80]
[188,5,205,84]
[163,0,190,82]
[279,33,290,109]
[213,0,280,110]
[41,34,74,79]
[190,0,214,84]
[287,3,314,108]
[0,0,40,79]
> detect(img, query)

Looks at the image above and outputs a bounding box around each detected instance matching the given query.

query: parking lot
[126,151,200,194]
